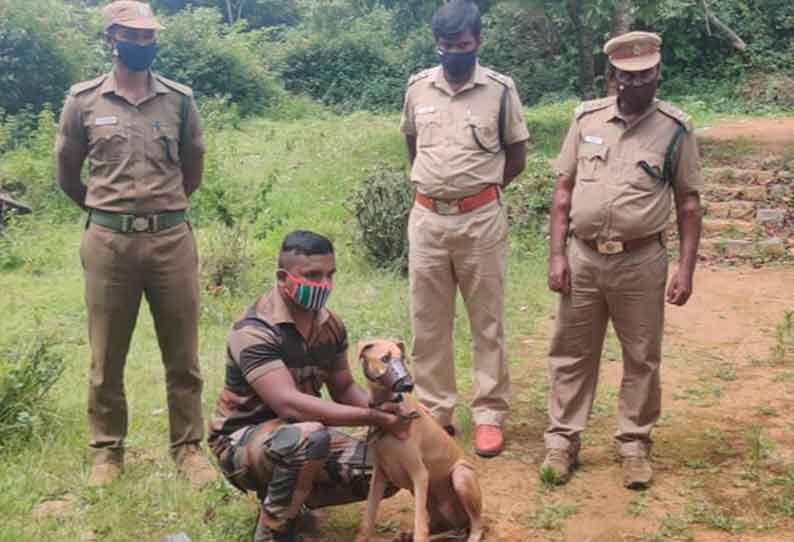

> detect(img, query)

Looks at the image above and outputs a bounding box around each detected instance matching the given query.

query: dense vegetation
[2,0,794,121]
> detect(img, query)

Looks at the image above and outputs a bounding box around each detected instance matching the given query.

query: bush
[0,0,101,115]
[503,153,556,239]
[198,223,254,295]
[0,107,79,222]
[737,73,794,111]
[479,4,578,106]
[0,335,65,447]
[349,163,414,272]
[156,7,286,116]
[274,9,407,111]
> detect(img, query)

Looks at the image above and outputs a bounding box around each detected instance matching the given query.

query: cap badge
[633,44,643,56]
[139,5,150,16]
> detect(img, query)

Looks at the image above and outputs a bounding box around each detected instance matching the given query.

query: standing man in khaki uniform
[400,0,529,458]
[55,1,216,487]
[541,32,704,488]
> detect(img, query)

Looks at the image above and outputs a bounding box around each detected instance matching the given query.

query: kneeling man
[209,230,410,541]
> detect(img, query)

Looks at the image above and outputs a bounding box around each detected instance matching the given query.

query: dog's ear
[397,340,406,360]
[387,338,406,361]
[356,340,377,364]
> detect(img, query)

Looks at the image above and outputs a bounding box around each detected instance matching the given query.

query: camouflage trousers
[212,420,384,529]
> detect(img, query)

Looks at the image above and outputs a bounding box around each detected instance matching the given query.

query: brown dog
[355,339,483,542]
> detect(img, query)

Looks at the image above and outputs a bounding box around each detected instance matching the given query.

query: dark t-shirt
[208,288,348,445]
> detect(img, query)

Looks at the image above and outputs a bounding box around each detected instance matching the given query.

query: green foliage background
[3,0,794,120]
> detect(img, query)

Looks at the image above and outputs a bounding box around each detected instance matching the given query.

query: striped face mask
[282,271,332,311]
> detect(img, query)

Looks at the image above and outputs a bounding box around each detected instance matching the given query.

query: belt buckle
[597,240,624,255]
[435,200,460,215]
[132,216,150,232]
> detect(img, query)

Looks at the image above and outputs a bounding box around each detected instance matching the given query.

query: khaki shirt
[555,97,703,241]
[400,63,529,200]
[55,71,205,214]
[208,288,348,442]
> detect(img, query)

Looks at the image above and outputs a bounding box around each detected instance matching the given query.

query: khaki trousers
[408,199,510,427]
[544,236,668,457]
[80,221,204,457]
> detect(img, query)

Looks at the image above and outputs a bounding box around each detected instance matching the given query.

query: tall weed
[0,335,65,448]
[348,162,413,273]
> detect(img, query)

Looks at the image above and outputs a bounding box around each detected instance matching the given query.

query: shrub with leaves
[349,163,414,272]
[1,0,101,115]
[0,107,79,222]
[0,335,65,446]
[156,7,285,116]
[503,154,556,240]
[199,223,254,295]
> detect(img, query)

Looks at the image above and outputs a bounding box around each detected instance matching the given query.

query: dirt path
[355,265,794,542]
[697,117,794,153]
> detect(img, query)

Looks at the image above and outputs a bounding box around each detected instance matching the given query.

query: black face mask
[617,80,658,115]
[438,49,477,79]
[115,41,158,72]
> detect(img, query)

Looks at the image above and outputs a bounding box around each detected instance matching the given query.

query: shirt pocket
[415,110,441,149]
[576,144,608,182]
[88,128,130,165]
[465,113,500,152]
[628,150,665,191]
[151,126,181,166]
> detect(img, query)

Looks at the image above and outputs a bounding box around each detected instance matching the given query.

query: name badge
[416,106,436,115]
[95,116,118,126]
[584,135,603,145]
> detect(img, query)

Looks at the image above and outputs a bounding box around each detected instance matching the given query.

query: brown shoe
[623,455,653,490]
[540,447,579,485]
[253,511,298,542]
[174,444,218,488]
[87,448,123,487]
[474,424,504,457]
[88,460,123,487]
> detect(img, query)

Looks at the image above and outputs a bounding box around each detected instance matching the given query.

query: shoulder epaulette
[68,75,107,97]
[485,70,513,89]
[154,73,193,96]
[574,97,615,120]
[657,101,693,132]
[407,68,434,87]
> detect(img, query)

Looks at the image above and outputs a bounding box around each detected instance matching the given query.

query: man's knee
[268,422,330,462]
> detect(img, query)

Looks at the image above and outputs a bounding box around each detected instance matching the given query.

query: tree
[565,0,596,99]
[606,0,633,95]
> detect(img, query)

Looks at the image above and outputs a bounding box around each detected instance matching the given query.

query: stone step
[702,219,756,237]
[700,237,788,259]
[703,184,767,202]
[702,167,769,186]
[756,208,788,227]
[703,200,756,220]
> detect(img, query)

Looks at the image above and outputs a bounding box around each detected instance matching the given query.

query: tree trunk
[566,0,596,100]
[236,0,248,23]
[224,0,234,24]
[607,0,633,96]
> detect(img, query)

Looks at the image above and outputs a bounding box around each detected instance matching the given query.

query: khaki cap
[604,31,661,72]
[102,1,164,31]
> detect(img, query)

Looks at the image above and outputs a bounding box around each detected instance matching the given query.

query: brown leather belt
[415,185,498,215]
[576,233,662,255]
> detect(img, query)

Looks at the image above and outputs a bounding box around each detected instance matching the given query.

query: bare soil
[697,117,794,154]
[354,265,794,542]
[338,118,794,542]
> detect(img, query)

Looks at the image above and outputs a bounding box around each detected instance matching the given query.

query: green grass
[0,109,555,541]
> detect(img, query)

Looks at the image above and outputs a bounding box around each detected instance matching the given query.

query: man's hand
[666,268,693,306]
[373,402,413,441]
[548,253,571,295]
